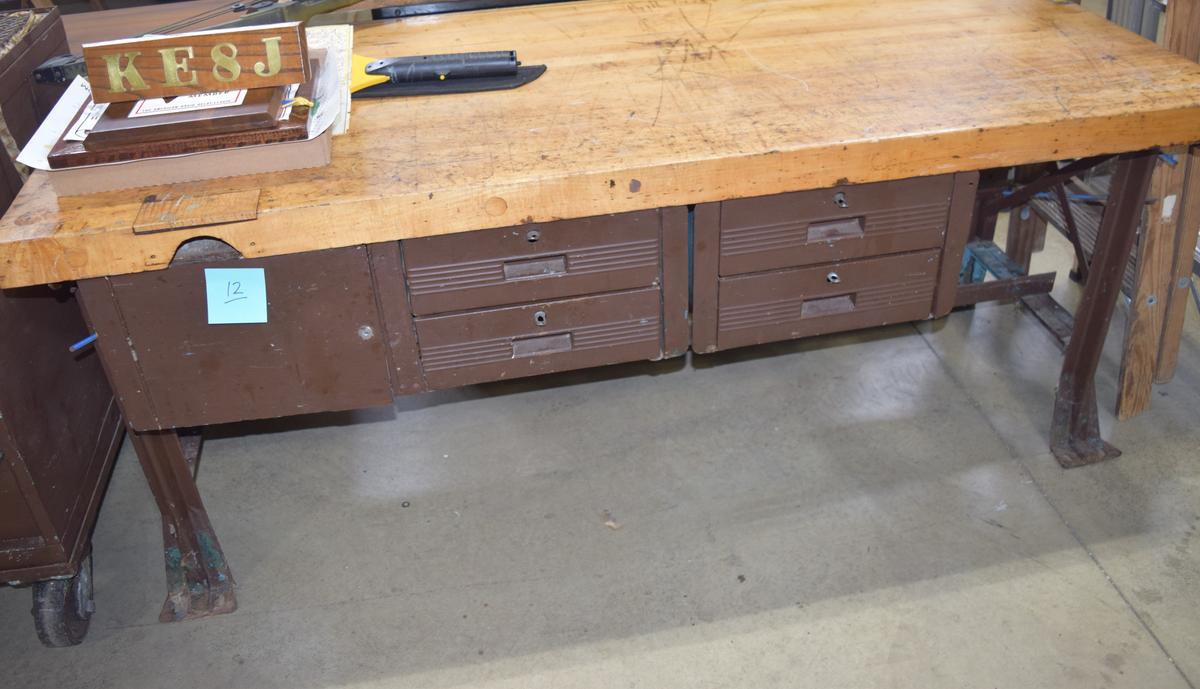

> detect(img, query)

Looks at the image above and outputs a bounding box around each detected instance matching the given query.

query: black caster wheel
[31,553,95,647]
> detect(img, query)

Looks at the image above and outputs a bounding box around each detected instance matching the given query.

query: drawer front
[80,246,393,430]
[719,175,953,275]
[415,288,663,389]
[403,211,662,315]
[716,249,941,350]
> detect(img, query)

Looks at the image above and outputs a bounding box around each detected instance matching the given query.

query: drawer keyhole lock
[833,192,848,209]
[526,230,541,243]
[826,272,841,284]
[533,310,548,326]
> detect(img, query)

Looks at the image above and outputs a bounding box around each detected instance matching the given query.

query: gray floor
[3,223,1200,688]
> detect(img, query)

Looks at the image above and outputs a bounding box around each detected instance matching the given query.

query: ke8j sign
[82,22,309,103]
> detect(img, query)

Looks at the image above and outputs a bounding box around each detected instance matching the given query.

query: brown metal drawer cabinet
[692,173,977,352]
[1,286,124,646]
[400,208,690,389]
[77,243,397,431]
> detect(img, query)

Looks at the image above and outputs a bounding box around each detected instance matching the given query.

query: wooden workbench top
[4,0,1200,288]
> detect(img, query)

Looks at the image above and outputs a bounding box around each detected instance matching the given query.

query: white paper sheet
[17,76,91,170]
[63,101,109,142]
[128,90,247,118]
[304,24,353,135]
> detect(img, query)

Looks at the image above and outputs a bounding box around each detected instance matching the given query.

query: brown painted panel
[719,175,954,275]
[403,211,662,315]
[0,455,42,547]
[93,246,392,429]
[660,206,691,357]
[0,9,68,148]
[367,242,426,396]
[932,171,980,316]
[715,249,942,350]
[0,284,122,580]
[415,288,663,389]
[691,202,722,354]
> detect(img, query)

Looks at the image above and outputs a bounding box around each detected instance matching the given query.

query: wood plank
[1166,0,1200,62]
[82,23,309,103]
[62,0,385,52]
[1022,293,1074,351]
[954,272,1056,307]
[1116,148,1187,419]
[9,0,1200,287]
[1154,1,1200,383]
[65,0,247,52]
[1156,145,1200,381]
[132,189,261,234]
[1005,205,1045,276]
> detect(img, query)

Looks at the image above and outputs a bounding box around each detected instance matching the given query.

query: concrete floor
[2,222,1199,688]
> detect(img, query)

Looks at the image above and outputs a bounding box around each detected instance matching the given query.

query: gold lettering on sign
[158,47,199,87]
[254,37,282,77]
[82,22,306,103]
[102,52,147,93]
[211,42,241,82]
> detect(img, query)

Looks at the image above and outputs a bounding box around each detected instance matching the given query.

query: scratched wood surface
[7,0,1200,287]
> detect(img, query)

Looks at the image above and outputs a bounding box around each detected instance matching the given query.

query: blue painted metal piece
[68,333,97,353]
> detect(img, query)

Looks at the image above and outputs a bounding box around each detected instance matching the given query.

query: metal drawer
[714,249,942,351]
[403,210,663,315]
[414,288,664,389]
[718,175,954,275]
[78,246,394,430]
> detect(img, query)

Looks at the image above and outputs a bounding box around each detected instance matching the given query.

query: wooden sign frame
[82,22,309,103]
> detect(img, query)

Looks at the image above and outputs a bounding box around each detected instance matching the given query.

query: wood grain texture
[1114,0,1200,415]
[82,22,308,103]
[132,189,261,234]
[8,0,1200,287]
[85,85,286,149]
[1166,0,1200,62]
[1156,145,1200,381]
[65,0,239,52]
[49,115,308,168]
[1116,149,1186,419]
[1155,0,1200,382]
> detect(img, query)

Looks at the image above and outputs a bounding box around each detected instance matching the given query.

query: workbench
[2,0,1199,623]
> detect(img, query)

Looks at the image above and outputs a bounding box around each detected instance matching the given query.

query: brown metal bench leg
[1051,150,1156,468]
[128,428,236,622]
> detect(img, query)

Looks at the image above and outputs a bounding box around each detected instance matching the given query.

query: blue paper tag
[204,268,268,324]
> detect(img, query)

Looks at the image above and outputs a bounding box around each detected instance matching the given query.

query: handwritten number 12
[224,281,247,304]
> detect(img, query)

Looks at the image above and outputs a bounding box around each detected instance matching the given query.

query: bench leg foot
[1051,376,1122,467]
[1050,150,1156,468]
[129,428,236,622]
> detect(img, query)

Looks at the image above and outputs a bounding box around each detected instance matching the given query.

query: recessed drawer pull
[801,294,856,318]
[807,217,864,244]
[502,255,568,280]
[512,333,573,357]
[826,271,841,284]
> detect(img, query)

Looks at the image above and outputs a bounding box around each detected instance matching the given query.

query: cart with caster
[0,285,123,647]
